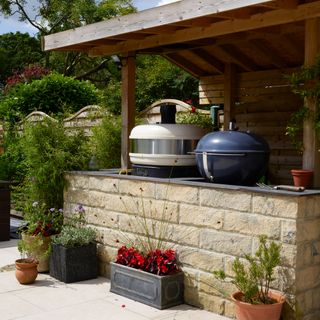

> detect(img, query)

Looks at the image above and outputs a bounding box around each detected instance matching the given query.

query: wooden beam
[88,1,320,57]
[303,18,320,187]
[121,53,136,170]
[224,64,236,130]
[44,0,272,51]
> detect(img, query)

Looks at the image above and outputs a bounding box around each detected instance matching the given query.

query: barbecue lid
[195,130,270,154]
[130,124,205,140]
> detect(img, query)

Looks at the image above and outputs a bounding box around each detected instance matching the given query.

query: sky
[0,0,179,35]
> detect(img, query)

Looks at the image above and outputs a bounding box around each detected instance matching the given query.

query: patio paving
[0,240,230,320]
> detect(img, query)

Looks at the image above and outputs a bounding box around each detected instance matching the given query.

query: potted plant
[49,204,98,283]
[110,186,184,310]
[111,246,183,310]
[18,201,63,272]
[15,258,39,284]
[214,235,285,320]
[286,58,320,186]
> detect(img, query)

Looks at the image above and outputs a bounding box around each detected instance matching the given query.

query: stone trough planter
[110,262,184,309]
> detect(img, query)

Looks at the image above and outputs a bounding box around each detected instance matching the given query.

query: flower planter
[21,233,51,272]
[15,258,38,284]
[49,242,97,283]
[110,262,184,309]
[232,291,285,320]
[291,169,313,188]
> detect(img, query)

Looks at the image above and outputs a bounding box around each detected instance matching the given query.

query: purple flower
[50,208,55,212]
[75,204,85,213]
[59,209,63,212]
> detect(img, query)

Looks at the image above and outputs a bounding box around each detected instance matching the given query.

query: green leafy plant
[214,235,281,304]
[52,204,96,248]
[0,73,98,123]
[22,201,64,237]
[287,56,320,150]
[19,118,91,209]
[18,233,51,259]
[90,115,121,168]
[176,107,212,129]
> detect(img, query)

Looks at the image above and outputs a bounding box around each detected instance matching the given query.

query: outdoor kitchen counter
[67,169,320,197]
[63,170,320,320]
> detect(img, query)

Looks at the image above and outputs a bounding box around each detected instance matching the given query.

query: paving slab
[0,239,230,320]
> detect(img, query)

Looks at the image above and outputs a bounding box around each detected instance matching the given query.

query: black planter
[110,262,184,309]
[50,242,98,283]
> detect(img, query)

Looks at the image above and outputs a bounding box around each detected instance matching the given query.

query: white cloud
[157,0,180,6]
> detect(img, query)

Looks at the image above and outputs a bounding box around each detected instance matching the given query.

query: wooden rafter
[191,48,225,73]
[163,53,207,78]
[249,38,288,68]
[85,1,320,57]
[218,44,257,71]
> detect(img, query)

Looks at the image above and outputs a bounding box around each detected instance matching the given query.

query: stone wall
[63,172,320,320]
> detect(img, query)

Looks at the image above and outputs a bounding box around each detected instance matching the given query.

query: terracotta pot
[15,258,38,284]
[291,169,313,188]
[232,291,285,320]
[21,234,51,272]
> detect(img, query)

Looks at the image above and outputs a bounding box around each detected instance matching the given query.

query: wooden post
[303,19,320,187]
[224,63,236,130]
[121,52,136,170]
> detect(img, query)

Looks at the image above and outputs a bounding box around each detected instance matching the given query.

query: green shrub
[19,118,91,209]
[90,115,121,168]
[0,73,98,123]
[52,224,96,248]
[0,128,27,182]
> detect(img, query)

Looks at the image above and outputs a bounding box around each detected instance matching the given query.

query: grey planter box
[110,262,184,309]
[50,243,98,283]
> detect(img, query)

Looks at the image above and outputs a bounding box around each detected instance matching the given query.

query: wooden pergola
[43,0,320,186]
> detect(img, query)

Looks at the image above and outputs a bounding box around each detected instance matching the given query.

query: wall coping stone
[65,170,320,198]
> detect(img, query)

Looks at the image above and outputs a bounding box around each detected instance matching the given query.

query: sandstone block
[179,248,224,272]
[297,219,320,243]
[66,174,89,190]
[252,195,298,218]
[179,204,223,229]
[200,189,251,212]
[200,229,252,256]
[85,206,119,227]
[96,244,117,263]
[118,179,156,198]
[198,292,225,315]
[156,183,199,204]
[88,176,119,193]
[169,224,200,247]
[281,220,297,244]
[182,266,199,288]
[296,265,320,292]
[199,271,235,297]
[223,211,281,239]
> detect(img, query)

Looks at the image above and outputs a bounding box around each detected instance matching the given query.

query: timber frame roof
[43,0,320,78]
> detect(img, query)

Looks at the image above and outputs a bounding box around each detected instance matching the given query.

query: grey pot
[110,262,184,309]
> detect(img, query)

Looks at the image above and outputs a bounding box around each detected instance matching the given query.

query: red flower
[115,246,179,275]
[191,106,197,113]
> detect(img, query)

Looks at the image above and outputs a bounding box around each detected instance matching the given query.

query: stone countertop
[66,169,320,197]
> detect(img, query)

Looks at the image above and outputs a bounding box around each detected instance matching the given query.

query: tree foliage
[101,55,199,114]
[0,32,44,88]
[0,0,135,84]
[0,73,98,123]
